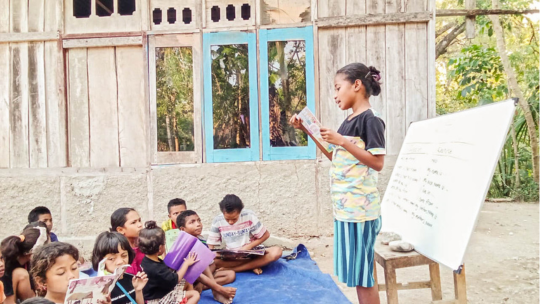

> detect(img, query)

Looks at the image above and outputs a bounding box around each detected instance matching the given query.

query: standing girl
[110,208,144,275]
[1,222,49,304]
[92,232,148,304]
[30,242,80,304]
[291,63,385,304]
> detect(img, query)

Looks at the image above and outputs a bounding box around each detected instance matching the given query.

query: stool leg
[454,265,467,304]
[429,263,443,301]
[384,264,398,304]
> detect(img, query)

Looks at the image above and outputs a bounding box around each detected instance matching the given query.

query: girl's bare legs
[356,286,380,304]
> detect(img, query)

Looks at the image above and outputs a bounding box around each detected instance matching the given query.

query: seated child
[92,232,148,304]
[30,242,80,304]
[176,211,236,304]
[1,252,5,304]
[20,297,55,304]
[207,195,283,275]
[161,199,187,233]
[28,207,58,242]
[138,221,199,304]
[110,208,144,276]
[1,223,49,304]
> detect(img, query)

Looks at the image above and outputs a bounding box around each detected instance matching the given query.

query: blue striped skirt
[334,217,382,287]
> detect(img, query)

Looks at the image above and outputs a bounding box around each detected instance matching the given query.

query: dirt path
[295,202,539,304]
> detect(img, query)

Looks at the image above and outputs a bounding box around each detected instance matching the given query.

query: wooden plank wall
[67,46,147,168]
[317,0,430,155]
[1,0,66,168]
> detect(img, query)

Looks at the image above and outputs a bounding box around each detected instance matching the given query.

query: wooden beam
[437,9,539,17]
[378,280,432,291]
[63,36,143,48]
[316,12,432,27]
[0,31,59,43]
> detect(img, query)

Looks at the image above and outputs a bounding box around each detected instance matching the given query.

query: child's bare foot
[212,290,233,304]
[252,268,263,275]
[219,287,236,299]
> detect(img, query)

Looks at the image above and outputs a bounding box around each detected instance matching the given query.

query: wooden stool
[374,242,467,304]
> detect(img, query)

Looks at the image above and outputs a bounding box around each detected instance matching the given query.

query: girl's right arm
[289,115,333,161]
[176,252,199,281]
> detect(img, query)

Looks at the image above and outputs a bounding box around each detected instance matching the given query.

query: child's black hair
[28,206,52,223]
[91,231,135,271]
[138,221,165,255]
[219,194,244,214]
[2,226,48,274]
[30,242,79,286]
[176,210,198,228]
[21,298,55,304]
[167,198,187,213]
[336,63,382,97]
[110,208,136,232]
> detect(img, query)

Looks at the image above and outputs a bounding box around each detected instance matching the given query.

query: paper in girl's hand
[97,258,107,276]
[297,107,333,153]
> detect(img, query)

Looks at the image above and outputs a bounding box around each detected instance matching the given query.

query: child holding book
[207,195,283,275]
[176,211,236,304]
[290,63,385,304]
[138,221,199,304]
[91,232,148,304]
[110,208,144,276]
[161,199,187,233]
[28,207,58,242]
[30,242,81,304]
[1,224,49,304]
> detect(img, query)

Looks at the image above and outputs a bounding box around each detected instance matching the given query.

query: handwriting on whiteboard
[384,141,473,229]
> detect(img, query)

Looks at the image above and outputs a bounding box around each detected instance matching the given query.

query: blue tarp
[199,244,351,304]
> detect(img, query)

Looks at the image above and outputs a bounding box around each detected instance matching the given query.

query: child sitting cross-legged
[138,221,199,304]
[207,195,283,275]
[176,211,236,304]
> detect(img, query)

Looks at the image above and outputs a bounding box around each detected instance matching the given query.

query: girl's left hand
[132,272,149,291]
[320,127,345,146]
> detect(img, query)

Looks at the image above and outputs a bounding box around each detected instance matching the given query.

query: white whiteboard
[381,99,516,271]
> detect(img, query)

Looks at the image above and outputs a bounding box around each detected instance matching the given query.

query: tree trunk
[165,114,173,151]
[489,0,539,183]
[436,23,465,59]
[511,120,521,199]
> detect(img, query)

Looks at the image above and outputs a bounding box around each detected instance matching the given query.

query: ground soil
[293,202,539,304]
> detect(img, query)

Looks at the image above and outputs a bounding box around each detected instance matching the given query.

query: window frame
[259,26,316,161]
[202,31,260,163]
[148,33,203,164]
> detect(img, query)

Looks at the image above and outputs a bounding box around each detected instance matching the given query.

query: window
[203,32,259,162]
[96,0,114,17]
[259,26,316,160]
[73,0,91,18]
[118,0,136,15]
[149,34,202,164]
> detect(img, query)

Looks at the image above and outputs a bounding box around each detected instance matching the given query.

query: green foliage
[267,41,308,147]
[211,44,251,149]
[156,47,194,152]
[436,0,539,201]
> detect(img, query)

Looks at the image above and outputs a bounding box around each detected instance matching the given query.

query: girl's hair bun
[144,220,157,229]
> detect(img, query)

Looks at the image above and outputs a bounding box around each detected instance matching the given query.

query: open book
[297,107,333,153]
[65,264,129,304]
[211,248,265,260]
[165,229,180,253]
[163,231,216,284]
